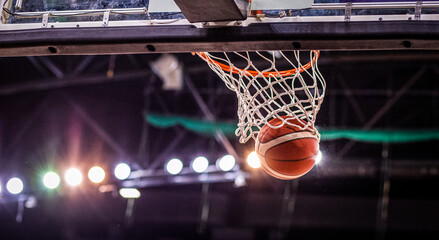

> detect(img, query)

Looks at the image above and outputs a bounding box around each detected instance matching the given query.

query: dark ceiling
[0,50,439,240]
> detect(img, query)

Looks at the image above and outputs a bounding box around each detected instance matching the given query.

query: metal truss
[337,66,429,158]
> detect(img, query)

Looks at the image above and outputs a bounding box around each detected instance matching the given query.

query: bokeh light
[43,172,60,189]
[88,166,106,183]
[65,168,83,186]
[119,188,141,198]
[315,150,323,165]
[234,174,246,188]
[191,156,209,173]
[114,163,131,180]
[6,177,24,194]
[246,151,261,169]
[165,158,183,175]
[217,155,236,172]
[25,196,38,209]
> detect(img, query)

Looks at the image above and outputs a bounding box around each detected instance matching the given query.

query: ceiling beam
[0,70,150,96]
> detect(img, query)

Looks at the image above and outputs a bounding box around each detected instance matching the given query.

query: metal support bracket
[41,13,48,28]
[415,1,422,20]
[344,2,352,22]
[200,21,237,28]
[102,11,110,27]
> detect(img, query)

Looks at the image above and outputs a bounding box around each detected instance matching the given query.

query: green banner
[145,113,439,143]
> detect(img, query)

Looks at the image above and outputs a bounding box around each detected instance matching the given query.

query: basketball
[255,116,319,180]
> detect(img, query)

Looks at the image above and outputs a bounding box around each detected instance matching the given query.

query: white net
[195,50,326,143]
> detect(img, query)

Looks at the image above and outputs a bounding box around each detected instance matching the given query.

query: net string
[196,50,325,143]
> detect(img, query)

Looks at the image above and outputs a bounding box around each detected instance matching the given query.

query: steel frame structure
[1,51,438,238]
[2,21,439,56]
[2,1,439,55]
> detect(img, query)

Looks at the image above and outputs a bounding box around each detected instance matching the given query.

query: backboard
[1,0,439,56]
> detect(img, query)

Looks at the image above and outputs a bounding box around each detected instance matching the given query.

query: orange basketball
[255,116,319,180]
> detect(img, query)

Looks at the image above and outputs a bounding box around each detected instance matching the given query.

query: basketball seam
[259,130,311,144]
[255,125,319,180]
[256,131,317,157]
[257,152,301,180]
[259,138,317,158]
[265,157,314,179]
[265,152,319,162]
[258,153,310,180]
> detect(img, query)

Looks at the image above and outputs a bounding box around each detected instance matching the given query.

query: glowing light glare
[315,150,323,165]
[191,156,209,173]
[119,188,141,198]
[234,174,246,188]
[65,168,83,186]
[217,155,236,172]
[166,158,183,175]
[25,196,38,209]
[43,172,60,189]
[6,177,24,194]
[246,151,261,169]
[88,166,106,183]
[114,163,131,180]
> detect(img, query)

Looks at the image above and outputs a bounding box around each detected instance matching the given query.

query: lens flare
[315,150,323,165]
[246,151,261,169]
[114,163,131,180]
[119,188,141,198]
[88,166,105,183]
[166,158,183,175]
[65,168,83,186]
[217,155,236,172]
[43,172,60,189]
[6,177,24,194]
[191,156,209,173]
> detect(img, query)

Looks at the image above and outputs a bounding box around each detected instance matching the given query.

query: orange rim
[194,50,320,78]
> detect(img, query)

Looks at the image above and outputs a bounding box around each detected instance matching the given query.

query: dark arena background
[1,0,439,240]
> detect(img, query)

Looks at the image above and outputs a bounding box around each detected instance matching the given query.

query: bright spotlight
[119,188,141,198]
[65,168,83,186]
[315,150,323,165]
[166,158,183,175]
[191,156,209,173]
[114,163,131,180]
[217,155,236,172]
[43,172,60,189]
[88,166,106,183]
[246,151,261,169]
[6,177,24,194]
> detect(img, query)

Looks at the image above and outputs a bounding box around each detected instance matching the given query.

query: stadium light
[166,158,183,175]
[88,166,105,183]
[191,156,209,173]
[119,188,141,198]
[246,151,261,169]
[6,177,24,194]
[217,155,236,172]
[65,168,83,186]
[114,163,131,180]
[315,150,323,165]
[43,172,60,189]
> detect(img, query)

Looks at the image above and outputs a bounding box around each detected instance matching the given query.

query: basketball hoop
[194,50,326,144]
